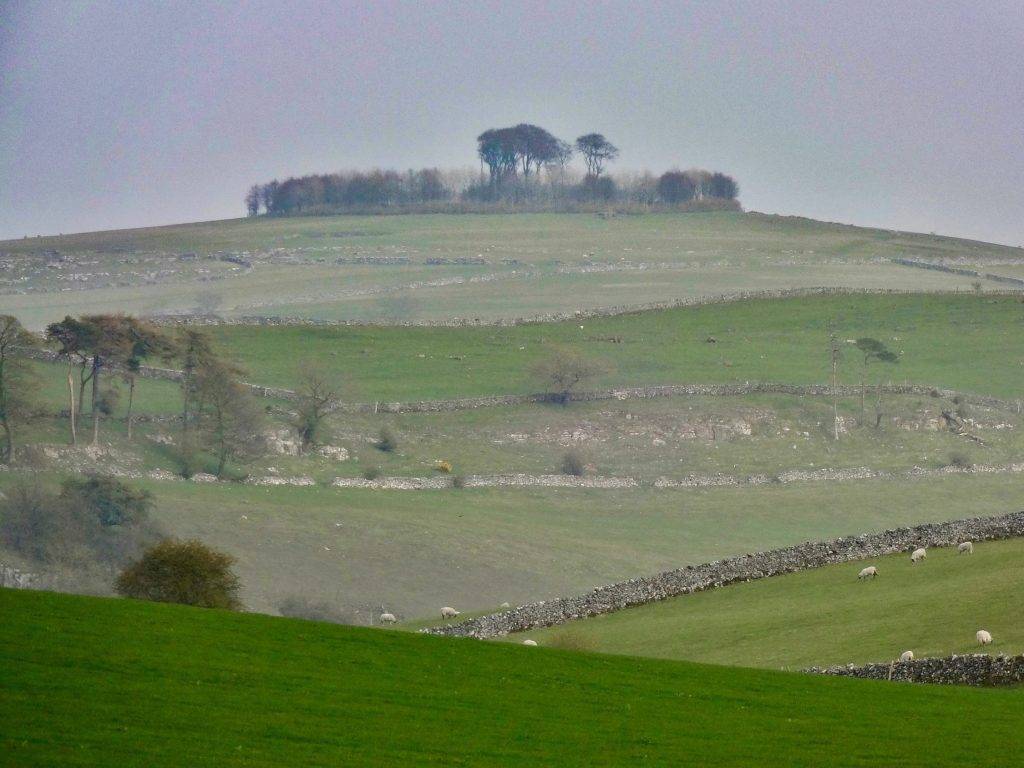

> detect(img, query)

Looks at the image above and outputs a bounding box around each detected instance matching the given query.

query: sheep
[500,602,511,609]
[379,612,397,625]
[977,629,993,646]
[958,541,974,555]
[910,547,927,564]
[440,606,460,619]
[858,566,878,579]
[522,639,538,646]
[899,650,914,662]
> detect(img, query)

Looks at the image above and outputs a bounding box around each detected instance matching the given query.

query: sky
[1,0,1022,245]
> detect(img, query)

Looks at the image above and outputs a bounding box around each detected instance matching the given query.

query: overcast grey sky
[1,0,1022,244]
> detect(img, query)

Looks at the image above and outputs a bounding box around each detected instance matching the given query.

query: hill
[3,211,1022,329]
[2,588,1023,767]
[519,538,1024,669]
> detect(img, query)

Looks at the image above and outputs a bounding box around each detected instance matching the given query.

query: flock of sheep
[857,540,994,660]
[379,540,999,656]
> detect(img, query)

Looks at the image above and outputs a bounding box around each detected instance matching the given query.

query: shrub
[451,475,466,489]
[363,466,383,480]
[377,427,398,452]
[60,474,152,527]
[436,460,453,473]
[948,451,972,469]
[560,449,586,476]
[115,539,241,610]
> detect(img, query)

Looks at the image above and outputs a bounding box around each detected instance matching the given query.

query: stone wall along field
[423,511,1024,639]
[806,654,1024,687]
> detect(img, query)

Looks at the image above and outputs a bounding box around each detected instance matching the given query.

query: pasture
[520,538,1024,669]
[4,211,1021,328]
[3,588,1023,767]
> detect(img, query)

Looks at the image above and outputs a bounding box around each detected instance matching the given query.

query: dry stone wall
[806,654,1024,686]
[424,511,1024,639]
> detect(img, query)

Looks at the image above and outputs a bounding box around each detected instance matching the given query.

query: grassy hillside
[5,471,1023,619]
[521,538,1024,669]
[3,589,1023,767]
[4,212,1021,328]
[206,292,1024,399]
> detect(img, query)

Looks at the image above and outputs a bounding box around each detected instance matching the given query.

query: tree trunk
[0,417,12,463]
[126,376,136,440]
[67,362,77,446]
[91,359,101,445]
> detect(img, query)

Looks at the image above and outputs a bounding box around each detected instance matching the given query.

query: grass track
[2,588,1023,767]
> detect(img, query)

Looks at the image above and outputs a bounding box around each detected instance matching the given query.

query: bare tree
[854,338,899,427]
[0,316,38,463]
[574,133,619,178]
[531,346,608,404]
[194,359,265,477]
[295,362,340,450]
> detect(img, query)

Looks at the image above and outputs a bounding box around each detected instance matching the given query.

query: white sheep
[440,606,460,619]
[500,602,511,609]
[858,566,878,579]
[958,541,973,555]
[910,547,927,564]
[522,639,538,646]
[900,650,914,662]
[379,612,397,624]
[977,629,993,646]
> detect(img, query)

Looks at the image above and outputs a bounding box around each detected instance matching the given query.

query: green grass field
[521,538,1024,669]
[203,292,1024,400]
[5,212,1022,328]
[3,588,1023,767]
[6,471,1022,620]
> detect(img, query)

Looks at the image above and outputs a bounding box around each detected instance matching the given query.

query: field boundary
[893,258,1024,288]
[806,654,1024,687]
[13,345,1024,414]
[422,510,1024,639]
[145,286,1024,328]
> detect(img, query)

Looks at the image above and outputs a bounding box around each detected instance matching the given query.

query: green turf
[203,292,1024,399]
[6,471,1021,620]
[5,211,1021,328]
[2,588,1023,767]
[522,539,1024,669]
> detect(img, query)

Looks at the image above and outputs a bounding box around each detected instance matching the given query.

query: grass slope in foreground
[3,589,1024,768]
[521,538,1024,669]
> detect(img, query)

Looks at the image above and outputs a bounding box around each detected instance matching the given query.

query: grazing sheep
[910,547,927,564]
[977,630,993,646]
[900,650,914,662]
[522,639,538,646]
[958,541,974,555]
[500,602,511,609]
[858,566,878,580]
[379,612,397,624]
[440,606,460,619]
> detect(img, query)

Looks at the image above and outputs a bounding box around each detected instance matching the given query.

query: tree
[295,362,340,450]
[574,133,618,177]
[194,358,265,477]
[657,171,697,204]
[45,316,97,445]
[854,338,899,426]
[177,328,217,435]
[531,346,608,404]
[0,315,38,463]
[510,124,561,177]
[115,539,241,610]
[708,172,739,200]
[477,128,519,187]
[244,185,261,216]
[120,320,175,440]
